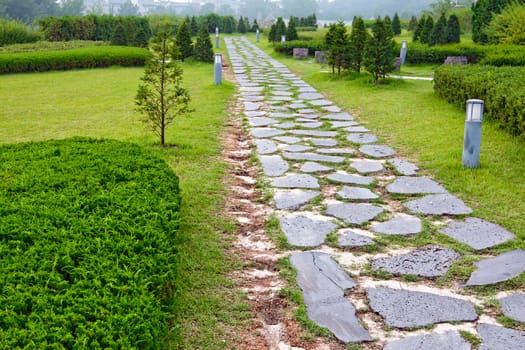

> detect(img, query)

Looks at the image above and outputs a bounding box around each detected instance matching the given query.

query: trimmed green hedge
[0,46,147,74]
[273,39,325,56]
[434,65,525,136]
[0,137,181,348]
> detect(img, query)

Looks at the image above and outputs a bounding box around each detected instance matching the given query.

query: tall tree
[326,21,348,75]
[135,32,192,146]
[347,16,368,73]
[408,16,418,31]
[194,24,214,62]
[286,16,298,41]
[392,12,402,35]
[268,24,277,43]
[190,16,199,36]
[413,15,425,41]
[363,17,395,83]
[237,17,247,33]
[110,23,128,46]
[420,16,434,44]
[485,1,525,44]
[472,0,513,43]
[446,14,461,43]
[275,17,287,40]
[175,20,193,61]
[430,13,447,45]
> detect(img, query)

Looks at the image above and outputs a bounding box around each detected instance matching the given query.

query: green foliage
[430,13,448,46]
[0,46,147,74]
[420,16,434,44]
[129,27,148,48]
[136,32,192,146]
[447,14,461,43]
[286,16,299,41]
[364,17,395,83]
[237,16,247,33]
[0,137,181,349]
[413,15,426,41]
[408,15,418,31]
[268,24,277,43]
[175,20,193,60]
[110,23,127,46]
[472,0,515,43]
[275,17,287,40]
[273,40,325,55]
[485,1,525,45]
[326,21,348,75]
[392,12,402,35]
[0,18,42,46]
[193,25,214,62]
[347,16,369,73]
[434,64,525,136]
[190,16,199,36]
[0,40,107,53]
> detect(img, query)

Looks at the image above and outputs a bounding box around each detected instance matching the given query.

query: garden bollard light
[462,99,484,168]
[281,35,286,44]
[215,27,219,48]
[214,54,222,85]
[400,40,407,65]
[256,29,260,42]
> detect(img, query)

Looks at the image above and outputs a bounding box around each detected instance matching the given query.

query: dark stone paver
[290,252,371,343]
[254,139,278,155]
[477,323,525,350]
[283,152,346,164]
[272,174,320,189]
[337,186,379,200]
[404,194,473,215]
[300,161,333,173]
[350,160,384,174]
[371,216,423,236]
[366,287,477,328]
[466,249,525,286]
[259,155,289,177]
[359,145,397,158]
[439,218,516,250]
[310,138,338,147]
[274,190,319,210]
[338,229,375,247]
[372,245,460,277]
[251,127,286,138]
[280,215,337,246]
[384,331,471,350]
[326,202,384,225]
[499,293,525,323]
[327,172,375,186]
[388,158,419,176]
[386,176,447,195]
[347,133,379,144]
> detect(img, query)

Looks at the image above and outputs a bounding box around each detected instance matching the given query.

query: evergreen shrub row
[0,137,181,349]
[273,40,325,56]
[0,18,42,46]
[434,65,525,136]
[0,46,147,74]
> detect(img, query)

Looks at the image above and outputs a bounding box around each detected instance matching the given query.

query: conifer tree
[286,16,298,41]
[190,16,199,36]
[446,14,461,43]
[413,15,425,41]
[237,17,247,33]
[347,16,368,73]
[194,24,214,62]
[175,20,193,60]
[408,16,418,31]
[129,27,148,48]
[420,16,434,44]
[268,24,276,43]
[110,23,127,46]
[251,19,259,32]
[363,17,395,83]
[135,32,192,146]
[430,13,447,46]
[392,12,402,35]
[275,17,287,40]
[326,21,348,75]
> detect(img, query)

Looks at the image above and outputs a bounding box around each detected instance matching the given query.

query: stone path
[225,37,525,349]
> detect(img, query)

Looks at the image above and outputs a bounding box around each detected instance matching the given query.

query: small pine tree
[190,16,199,36]
[326,21,348,75]
[224,17,234,34]
[110,23,127,46]
[413,15,425,41]
[194,25,214,62]
[175,20,193,60]
[348,16,368,73]
[420,16,434,44]
[286,16,298,41]
[384,15,392,32]
[275,17,287,40]
[135,32,192,146]
[408,16,418,31]
[268,24,277,43]
[363,17,395,83]
[392,12,402,35]
[446,14,461,43]
[237,17,247,33]
[129,27,148,48]
[430,13,447,46]
[251,19,259,32]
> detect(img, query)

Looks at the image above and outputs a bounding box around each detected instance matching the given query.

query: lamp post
[214,54,222,85]
[462,99,484,168]
[256,29,260,43]
[215,27,219,49]
[400,40,407,65]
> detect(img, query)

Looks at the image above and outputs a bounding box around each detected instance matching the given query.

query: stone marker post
[256,29,260,42]
[215,27,219,49]
[400,40,407,65]
[214,53,222,85]
[462,99,484,168]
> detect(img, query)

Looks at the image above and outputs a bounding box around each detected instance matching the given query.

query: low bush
[273,39,325,56]
[479,44,525,66]
[0,40,108,53]
[434,65,525,136]
[0,137,181,348]
[0,46,147,74]
[0,18,42,46]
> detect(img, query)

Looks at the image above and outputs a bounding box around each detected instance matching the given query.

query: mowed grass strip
[0,64,250,348]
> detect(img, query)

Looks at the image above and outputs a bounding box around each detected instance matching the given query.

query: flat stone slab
[281,144,314,152]
[372,245,460,277]
[338,229,375,247]
[322,113,354,121]
[477,323,525,350]
[384,331,471,350]
[298,109,317,115]
[273,136,301,144]
[283,152,346,164]
[269,112,295,119]
[386,176,448,195]
[300,162,333,173]
[309,99,333,106]
[327,172,375,186]
[289,130,338,137]
[280,215,337,246]
[274,190,319,210]
[272,174,320,189]
[289,103,308,109]
[359,145,396,158]
[260,155,289,177]
[371,215,423,236]
[248,117,279,127]
[347,133,379,144]
[500,293,525,323]
[254,139,278,155]
[243,95,264,102]
[271,90,293,96]
[290,252,371,343]
[366,287,477,328]
[310,138,338,147]
[317,148,354,155]
[244,102,261,111]
[350,160,384,174]
[251,128,285,138]
[244,111,266,118]
[240,86,264,92]
[404,194,473,215]
[439,218,516,250]
[298,122,323,129]
[337,186,379,200]
[326,202,384,225]
[345,126,370,133]
[269,96,294,102]
[298,92,325,100]
[322,105,342,113]
[466,249,525,286]
[297,86,317,93]
[331,121,359,128]
[388,158,419,176]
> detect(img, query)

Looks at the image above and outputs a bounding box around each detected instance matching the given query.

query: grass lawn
[0,64,249,348]
[253,35,524,250]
